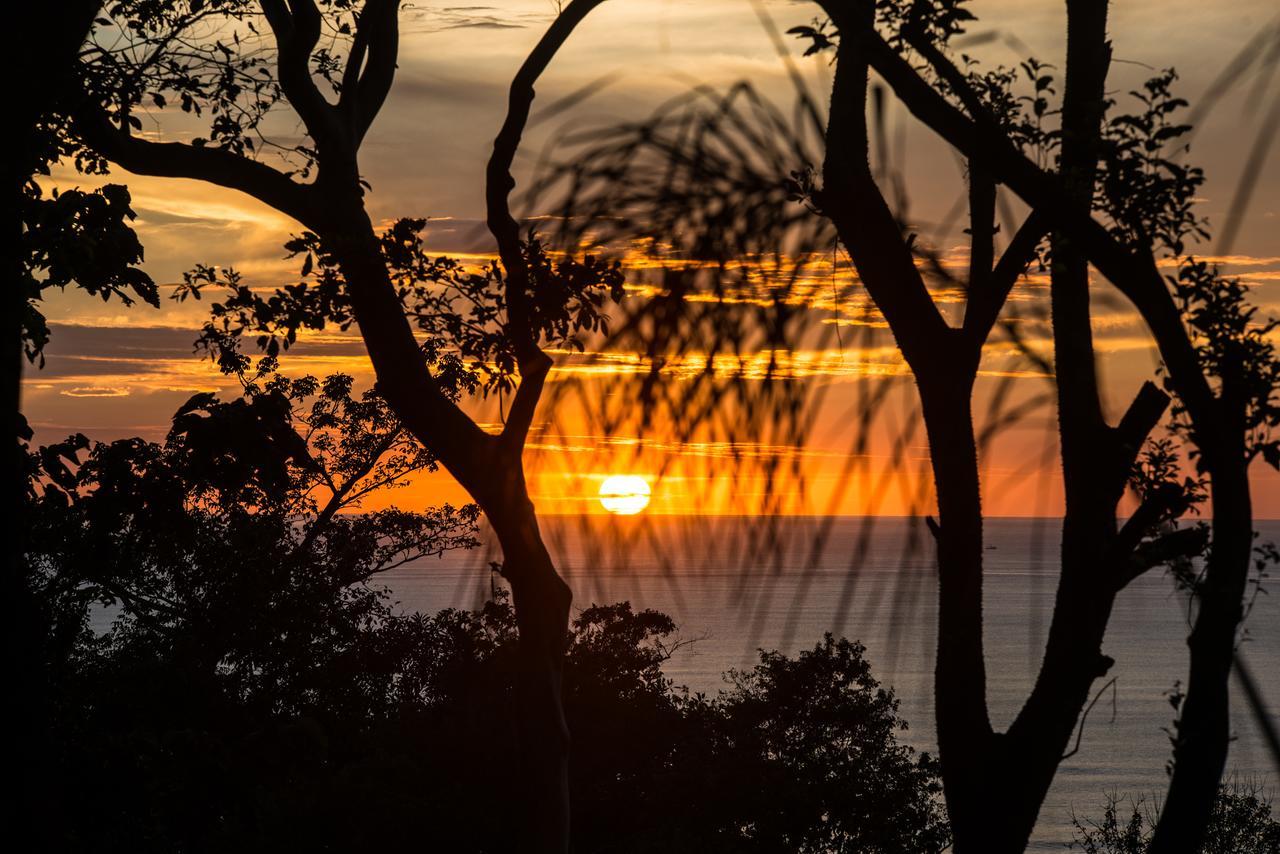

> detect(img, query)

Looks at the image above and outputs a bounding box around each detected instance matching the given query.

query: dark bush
[25,377,947,852]
[1072,784,1280,853]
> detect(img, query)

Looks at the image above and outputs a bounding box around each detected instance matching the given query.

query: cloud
[60,386,130,398]
[407,5,539,33]
[33,324,373,380]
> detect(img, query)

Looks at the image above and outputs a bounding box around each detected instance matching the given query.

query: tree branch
[964,210,1048,342]
[260,0,343,150]
[338,7,371,111]
[502,356,552,451]
[1115,380,1171,467]
[352,0,399,144]
[1113,486,1180,557]
[1114,526,1209,591]
[72,95,317,226]
[487,0,608,361]
[819,1,956,373]
[487,0,607,447]
[966,162,995,294]
[1109,477,1205,591]
[901,23,987,121]
[813,4,1225,451]
[297,429,400,554]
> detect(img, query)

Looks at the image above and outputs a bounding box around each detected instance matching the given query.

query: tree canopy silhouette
[65,3,624,846]
[24,372,949,852]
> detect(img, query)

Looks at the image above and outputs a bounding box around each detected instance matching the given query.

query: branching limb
[1115,381,1172,468]
[298,429,400,553]
[964,210,1048,343]
[503,355,552,451]
[487,0,607,446]
[260,0,343,149]
[71,94,317,225]
[1109,473,1207,591]
[338,6,372,109]
[1113,483,1183,554]
[819,1,955,372]
[336,0,400,144]
[487,0,608,356]
[811,3,1224,448]
[1114,526,1209,591]
[966,163,995,295]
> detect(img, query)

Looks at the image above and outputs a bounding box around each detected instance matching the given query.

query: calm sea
[384,515,1280,850]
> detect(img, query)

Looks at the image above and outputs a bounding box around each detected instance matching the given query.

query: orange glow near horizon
[22,0,1280,520]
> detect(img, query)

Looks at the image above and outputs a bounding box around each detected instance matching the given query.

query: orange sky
[24,0,1280,517]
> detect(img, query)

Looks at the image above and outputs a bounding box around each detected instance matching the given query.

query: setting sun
[598,475,652,515]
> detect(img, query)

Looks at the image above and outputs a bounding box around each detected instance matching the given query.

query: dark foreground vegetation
[1072,785,1280,853]
[23,375,949,853]
[24,376,1278,852]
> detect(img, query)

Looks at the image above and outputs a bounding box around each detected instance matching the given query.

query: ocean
[383,514,1280,850]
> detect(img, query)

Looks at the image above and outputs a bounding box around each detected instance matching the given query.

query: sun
[598,475,652,515]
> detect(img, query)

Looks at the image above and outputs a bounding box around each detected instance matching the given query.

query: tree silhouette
[528,0,1280,850]
[790,3,1277,849]
[24,368,480,669]
[65,2,632,847]
[8,3,165,844]
[24,371,949,851]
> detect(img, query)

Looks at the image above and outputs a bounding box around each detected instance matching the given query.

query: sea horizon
[381,515,1280,850]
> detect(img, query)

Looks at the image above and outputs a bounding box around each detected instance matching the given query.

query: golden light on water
[598,475,652,515]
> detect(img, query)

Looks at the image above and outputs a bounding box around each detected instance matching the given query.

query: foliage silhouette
[24,378,948,853]
[175,228,623,400]
[67,4,626,845]
[1071,784,1280,854]
[9,3,202,842]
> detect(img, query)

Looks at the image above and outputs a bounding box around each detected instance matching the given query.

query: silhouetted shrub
[24,378,947,852]
[40,588,948,852]
[1071,784,1280,853]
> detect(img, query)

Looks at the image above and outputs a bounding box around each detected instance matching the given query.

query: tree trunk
[1150,453,1252,851]
[917,369,1004,852]
[992,1,1125,844]
[491,501,573,853]
[9,5,101,844]
[5,138,43,854]
[323,205,574,852]
[811,2,1259,848]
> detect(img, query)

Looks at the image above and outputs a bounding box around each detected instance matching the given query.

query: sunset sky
[26,0,1280,516]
